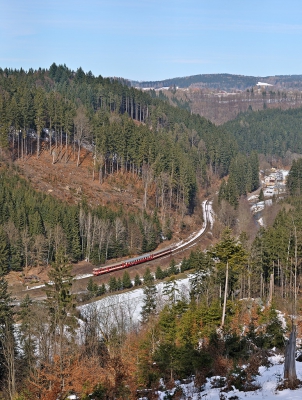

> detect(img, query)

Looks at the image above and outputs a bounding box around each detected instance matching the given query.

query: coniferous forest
[1,65,302,398]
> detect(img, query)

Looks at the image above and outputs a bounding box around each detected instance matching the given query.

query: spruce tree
[143,267,154,284]
[155,266,165,280]
[134,274,141,286]
[44,246,75,380]
[141,282,157,323]
[0,228,9,275]
[163,277,179,305]
[0,275,16,398]
[18,294,36,381]
[122,271,132,289]
[167,259,178,276]
[258,188,264,202]
[109,276,117,292]
[210,228,247,326]
[98,283,106,296]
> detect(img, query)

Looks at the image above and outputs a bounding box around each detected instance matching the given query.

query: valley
[0,65,302,399]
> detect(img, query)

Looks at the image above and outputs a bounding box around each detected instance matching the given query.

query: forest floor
[6,143,214,299]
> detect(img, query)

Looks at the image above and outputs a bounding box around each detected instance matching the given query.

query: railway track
[24,200,212,293]
[92,200,212,277]
[171,200,212,256]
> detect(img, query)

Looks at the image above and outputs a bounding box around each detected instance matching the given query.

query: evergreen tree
[141,281,157,323]
[163,277,179,305]
[155,266,165,280]
[44,246,75,380]
[134,274,141,286]
[167,259,179,276]
[18,294,36,381]
[143,267,154,284]
[98,283,106,296]
[190,252,213,303]
[9,244,23,272]
[180,257,190,272]
[0,276,16,398]
[122,271,132,289]
[0,228,9,275]
[259,188,265,202]
[87,277,98,298]
[109,276,118,292]
[34,87,46,158]
[210,228,247,326]
[287,159,302,196]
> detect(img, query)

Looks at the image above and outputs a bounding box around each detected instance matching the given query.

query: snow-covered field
[156,354,302,399]
[79,277,191,324]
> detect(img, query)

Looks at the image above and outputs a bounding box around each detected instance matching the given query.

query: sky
[1,0,302,81]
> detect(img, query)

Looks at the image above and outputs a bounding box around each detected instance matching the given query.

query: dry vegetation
[4,144,213,299]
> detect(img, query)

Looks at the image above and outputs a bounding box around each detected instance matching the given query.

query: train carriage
[92,247,174,276]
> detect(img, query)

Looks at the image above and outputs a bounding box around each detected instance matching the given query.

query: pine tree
[134,274,141,286]
[98,283,106,296]
[163,277,179,305]
[18,294,36,381]
[143,267,154,284]
[9,242,23,271]
[0,228,9,275]
[87,277,98,298]
[34,87,46,158]
[141,282,157,323]
[259,188,264,202]
[180,257,190,272]
[122,271,132,289]
[210,228,247,326]
[167,259,178,276]
[109,276,118,292]
[44,246,75,386]
[0,276,16,398]
[189,252,213,303]
[155,266,165,280]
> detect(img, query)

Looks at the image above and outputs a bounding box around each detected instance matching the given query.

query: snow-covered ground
[79,277,191,324]
[156,354,302,399]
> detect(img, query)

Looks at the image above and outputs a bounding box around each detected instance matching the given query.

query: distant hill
[222,106,302,158]
[131,73,302,91]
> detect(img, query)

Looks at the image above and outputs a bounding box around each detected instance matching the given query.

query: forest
[223,107,302,157]
[132,73,302,90]
[0,64,243,270]
[1,65,302,399]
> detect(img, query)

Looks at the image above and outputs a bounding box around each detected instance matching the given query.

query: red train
[92,247,174,276]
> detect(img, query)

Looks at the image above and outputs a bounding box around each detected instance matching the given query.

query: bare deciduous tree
[74,107,91,167]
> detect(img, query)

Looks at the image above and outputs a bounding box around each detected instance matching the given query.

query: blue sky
[1,0,302,81]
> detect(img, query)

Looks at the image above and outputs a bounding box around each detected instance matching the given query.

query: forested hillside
[223,107,302,157]
[133,73,302,90]
[0,64,246,273]
[0,64,238,191]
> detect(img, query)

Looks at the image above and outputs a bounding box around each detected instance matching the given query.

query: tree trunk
[284,325,297,386]
[77,143,81,167]
[221,261,229,327]
[37,133,40,158]
[268,272,274,306]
